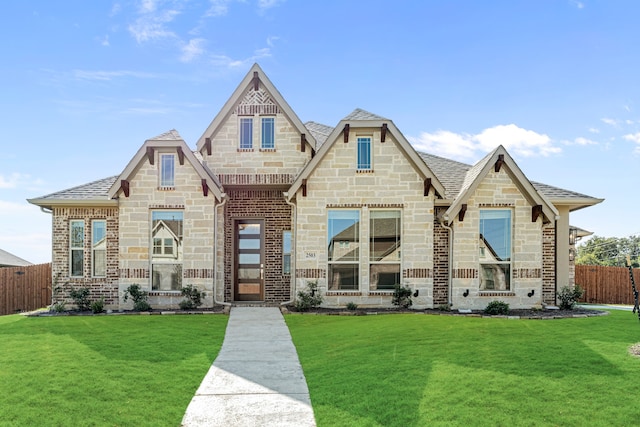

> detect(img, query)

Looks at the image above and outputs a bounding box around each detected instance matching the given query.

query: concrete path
[181,307,316,427]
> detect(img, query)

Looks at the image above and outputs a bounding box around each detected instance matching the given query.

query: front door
[234,220,264,301]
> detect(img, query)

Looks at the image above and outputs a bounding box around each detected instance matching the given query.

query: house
[0,249,33,268]
[28,64,603,311]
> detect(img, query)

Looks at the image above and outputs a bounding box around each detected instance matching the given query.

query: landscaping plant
[295,281,323,312]
[557,285,584,310]
[69,287,91,311]
[179,285,205,310]
[484,300,510,315]
[392,284,412,308]
[123,284,151,311]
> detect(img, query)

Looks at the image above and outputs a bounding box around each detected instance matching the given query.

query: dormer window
[160,154,175,188]
[357,137,372,170]
[239,117,253,149]
[261,117,275,149]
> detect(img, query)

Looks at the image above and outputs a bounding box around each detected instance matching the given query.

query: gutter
[441,215,454,307]
[281,192,297,307]
[213,193,231,307]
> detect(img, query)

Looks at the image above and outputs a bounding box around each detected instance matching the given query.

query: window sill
[259,148,276,152]
[479,291,515,297]
[369,290,394,296]
[149,291,181,296]
[356,169,374,174]
[237,148,254,152]
[326,291,362,296]
[158,186,175,191]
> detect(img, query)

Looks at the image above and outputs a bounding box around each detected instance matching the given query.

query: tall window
[240,117,253,149]
[160,154,175,188]
[283,230,292,275]
[479,210,512,290]
[369,210,401,290]
[328,210,360,290]
[92,220,106,277]
[357,137,371,170]
[151,211,183,291]
[70,220,84,277]
[261,117,275,149]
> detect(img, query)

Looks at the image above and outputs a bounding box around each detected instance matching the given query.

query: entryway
[234,220,264,301]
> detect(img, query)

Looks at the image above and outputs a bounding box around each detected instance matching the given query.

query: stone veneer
[52,207,119,308]
[223,189,292,303]
[294,128,435,308]
[450,168,544,310]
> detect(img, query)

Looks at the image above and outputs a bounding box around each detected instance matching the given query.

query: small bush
[179,285,205,310]
[295,281,323,312]
[557,285,584,310]
[437,303,451,312]
[123,284,151,312]
[91,298,105,314]
[69,287,91,311]
[484,300,510,315]
[392,284,413,308]
[346,302,358,311]
[51,302,66,313]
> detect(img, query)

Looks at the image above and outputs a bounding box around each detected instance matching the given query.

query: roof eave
[27,198,117,209]
[549,197,604,212]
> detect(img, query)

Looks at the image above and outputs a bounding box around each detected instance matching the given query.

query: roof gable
[443,145,558,224]
[196,63,316,152]
[288,109,446,200]
[107,131,223,201]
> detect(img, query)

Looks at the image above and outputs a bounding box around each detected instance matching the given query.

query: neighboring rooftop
[304,121,334,149]
[0,249,33,267]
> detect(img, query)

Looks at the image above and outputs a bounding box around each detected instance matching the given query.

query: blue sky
[1,0,639,264]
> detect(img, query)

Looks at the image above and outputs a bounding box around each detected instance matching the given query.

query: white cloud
[623,133,640,155]
[209,46,272,70]
[0,200,52,264]
[0,173,31,189]
[72,70,158,81]
[572,137,598,146]
[588,127,599,134]
[128,1,181,43]
[570,0,584,9]
[409,124,561,161]
[258,0,285,10]
[206,0,232,17]
[110,3,122,16]
[180,38,206,62]
[100,35,110,46]
[601,117,619,127]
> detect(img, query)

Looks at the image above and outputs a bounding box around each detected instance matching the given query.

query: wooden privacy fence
[576,265,639,305]
[0,263,51,315]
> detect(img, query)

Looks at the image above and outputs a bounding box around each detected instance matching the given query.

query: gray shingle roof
[0,248,33,267]
[150,129,183,141]
[304,121,334,149]
[33,176,118,201]
[342,108,389,121]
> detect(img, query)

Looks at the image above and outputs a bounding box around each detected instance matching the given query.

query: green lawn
[287,311,640,427]
[0,314,228,426]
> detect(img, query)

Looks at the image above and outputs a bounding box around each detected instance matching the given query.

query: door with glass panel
[234,220,264,301]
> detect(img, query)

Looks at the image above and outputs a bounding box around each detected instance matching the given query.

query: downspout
[213,193,231,307]
[441,215,454,306]
[281,192,296,307]
[554,219,558,306]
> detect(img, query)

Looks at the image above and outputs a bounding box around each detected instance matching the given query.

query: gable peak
[149,129,183,141]
[342,108,389,121]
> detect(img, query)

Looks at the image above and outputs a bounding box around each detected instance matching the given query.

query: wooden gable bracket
[301,134,307,152]
[146,147,154,165]
[201,179,209,197]
[532,204,543,222]
[381,123,388,142]
[121,180,130,198]
[458,204,467,222]
[205,137,212,156]
[302,179,307,197]
[424,178,432,196]
[176,147,185,165]
[495,154,504,172]
[252,71,259,91]
[343,124,350,143]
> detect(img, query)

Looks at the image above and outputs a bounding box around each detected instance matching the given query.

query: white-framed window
[239,117,253,149]
[261,117,275,149]
[70,220,84,277]
[151,211,183,291]
[369,210,401,290]
[479,209,512,291]
[92,220,106,277]
[283,230,292,274]
[357,137,372,170]
[160,154,175,188]
[328,210,360,290]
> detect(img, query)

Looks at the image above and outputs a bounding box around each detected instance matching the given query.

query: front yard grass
[0,314,227,426]
[287,310,640,426]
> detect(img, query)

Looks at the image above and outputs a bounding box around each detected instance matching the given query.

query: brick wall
[542,224,556,304]
[52,207,119,307]
[224,189,292,303]
[433,207,449,305]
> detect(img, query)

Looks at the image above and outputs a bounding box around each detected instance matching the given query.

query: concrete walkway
[181,307,316,427]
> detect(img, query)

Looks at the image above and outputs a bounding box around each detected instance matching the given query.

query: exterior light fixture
[569,228,577,246]
[569,248,576,262]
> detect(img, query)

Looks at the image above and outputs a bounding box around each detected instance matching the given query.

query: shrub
[346,302,358,311]
[295,281,323,312]
[557,285,584,310]
[69,287,91,311]
[437,303,451,312]
[51,302,66,313]
[179,285,205,310]
[392,284,413,308]
[484,300,510,315]
[91,298,105,314]
[123,284,151,312]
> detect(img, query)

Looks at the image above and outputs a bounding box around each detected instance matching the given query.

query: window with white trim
[70,220,84,277]
[328,210,360,290]
[261,117,275,149]
[479,209,512,290]
[160,154,175,188]
[151,211,183,291]
[369,210,401,290]
[239,117,253,149]
[92,220,106,277]
[357,137,371,170]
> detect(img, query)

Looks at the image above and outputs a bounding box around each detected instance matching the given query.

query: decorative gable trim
[121,180,130,198]
[146,147,154,165]
[236,85,281,116]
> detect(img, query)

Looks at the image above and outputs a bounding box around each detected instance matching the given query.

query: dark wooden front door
[234,220,264,301]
